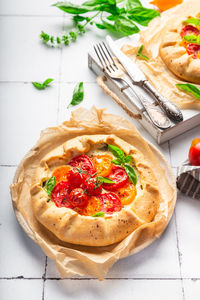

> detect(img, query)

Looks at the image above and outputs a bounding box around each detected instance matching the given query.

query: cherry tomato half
[180,25,199,38]
[51,181,72,208]
[189,138,200,166]
[98,192,122,213]
[67,168,86,189]
[82,177,102,196]
[52,165,72,183]
[69,155,96,177]
[92,155,113,177]
[102,165,128,191]
[116,183,137,205]
[69,188,88,208]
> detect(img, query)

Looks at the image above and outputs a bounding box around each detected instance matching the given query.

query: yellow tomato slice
[80,196,101,216]
[92,154,113,177]
[116,183,137,206]
[52,165,72,183]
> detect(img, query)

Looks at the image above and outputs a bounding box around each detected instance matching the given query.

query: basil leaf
[126,0,142,11]
[97,176,115,183]
[128,7,160,26]
[32,82,45,90]
[115,16,139,36]
[108,144,125,160]
[46,176,56,196]
[124,164,137,185]
[92,212,105,217]
[68,82,84,107]
[176,83,200,100]
[53,2,94,14]
[73,15,87,22]
[43,78,54,87]
[124,155,132,163]
[184,18,200,27]
[183,34,198,43]
[111,158,122,165]
[197,35,200,45]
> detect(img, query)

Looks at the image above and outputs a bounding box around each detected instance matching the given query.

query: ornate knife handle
[142,81,183,122]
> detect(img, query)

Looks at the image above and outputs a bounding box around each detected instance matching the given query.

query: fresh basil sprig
[184,18,200,27]
[136,45,149,61]
[67,82,84,108]
[183,34,200,45]
[108,144,137,185]
[176,83,200,100]
[92,212,105,217]
[32,78,54,90]
[46,176,56,196]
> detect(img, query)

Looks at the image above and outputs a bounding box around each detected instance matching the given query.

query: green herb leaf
[53,2,94,14]
[97,176,115,183]
[68,82,84,107]
[184,18,200,27]
[176,83,200,100]
[136,44,149,61]
[108,144,125,160]
[46,176,56,196]
[124,164,137,185]
[43,78,54,87]
[126,0,142,11]
[92,211,105,217]
[32,78,54,90]
[128,7,160,26]
[124,155,132,163]
[183,34,198,43]
[115,16,139,36]
[111,158,122,165]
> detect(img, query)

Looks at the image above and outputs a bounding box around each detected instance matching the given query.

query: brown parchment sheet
[121,0,200,110]
[10,107,176,280]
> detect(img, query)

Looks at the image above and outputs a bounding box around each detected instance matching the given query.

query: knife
[106,36,183,123]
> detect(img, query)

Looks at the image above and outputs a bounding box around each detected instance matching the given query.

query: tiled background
[0,1,200,299]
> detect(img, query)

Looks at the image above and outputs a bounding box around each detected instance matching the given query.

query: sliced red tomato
[82,177,102,196]
[69,155,96,177]
[67,168,86,189]
[186,43,200,58]
[102,165,128,191]
[51,181,72,208]
[180,25,199,38]
[98,192,122,213]
[69,188,88,208]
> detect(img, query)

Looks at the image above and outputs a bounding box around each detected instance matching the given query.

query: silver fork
[94,42,171,129]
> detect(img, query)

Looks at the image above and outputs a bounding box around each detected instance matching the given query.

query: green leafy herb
[184,18,200,27]
[92,211,105,217]
[97,176,115,183]
[126,0,142,11]
[108,144,137,184]
[136,45,149,61]
[114,16,140,36]
[67,82,84,108]
[127,7,160,26]
[176,83,200,100]
[32,78,54,90]
[183,34,200,44]
[46,176,56,196]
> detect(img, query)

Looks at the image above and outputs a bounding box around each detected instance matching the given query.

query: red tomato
[102,165,128,191]
[186,43,200,59]
[98,192,122,213]
[67,168,85,189]
[82,177,102,196]
[189,138,200,166]
[51,181,72,208]
[69,188,88,208]
[180,25,199,38]
[69,155,96,176]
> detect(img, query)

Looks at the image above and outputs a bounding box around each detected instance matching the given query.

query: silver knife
[106,36,183,123]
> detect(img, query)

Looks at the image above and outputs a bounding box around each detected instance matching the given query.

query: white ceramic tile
[45,279,183,300]
[0,82,58,165]
[169,124,200,167]
[0,16,62,81]
[0,167,46,277]
[184,279,200,300]
[0,279,43,300]
[175,191,200,278]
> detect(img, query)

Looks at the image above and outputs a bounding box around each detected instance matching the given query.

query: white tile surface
[44,279,183,300]
[184,280,200,300]
[0,279,43,300]
[0,82,58,165]
[0,167,46,277]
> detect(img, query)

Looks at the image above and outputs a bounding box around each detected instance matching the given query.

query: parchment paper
[10,107,176,280]
[121,0,200,110]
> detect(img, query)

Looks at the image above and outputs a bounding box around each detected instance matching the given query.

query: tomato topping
[67,168,86,189]
[189,138,200,166]
[52,165,72,183]
[80,196,101,216]
[186,43,200,59]
[82,177,102,196]
[51,181,72,208]
[69,155,96,176]
[69,188,88,208]
[180,25,199,38]
[102,165,128,191]
[92,154,113,177]
[116,183,137,205]
[98,192,122,213]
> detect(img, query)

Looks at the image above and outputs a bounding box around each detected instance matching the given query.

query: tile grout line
[0,81,97,84]
[42,256,48,300]
[0,164,17,167]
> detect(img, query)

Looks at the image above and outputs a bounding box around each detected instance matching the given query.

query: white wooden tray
[88,36,200,144]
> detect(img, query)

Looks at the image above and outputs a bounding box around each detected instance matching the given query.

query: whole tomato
[189,138,200,166]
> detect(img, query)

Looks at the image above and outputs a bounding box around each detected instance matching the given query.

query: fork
[94,42,171,129]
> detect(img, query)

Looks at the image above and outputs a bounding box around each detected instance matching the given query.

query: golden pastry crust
[31,134,160,247]
[159,21,200,84]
